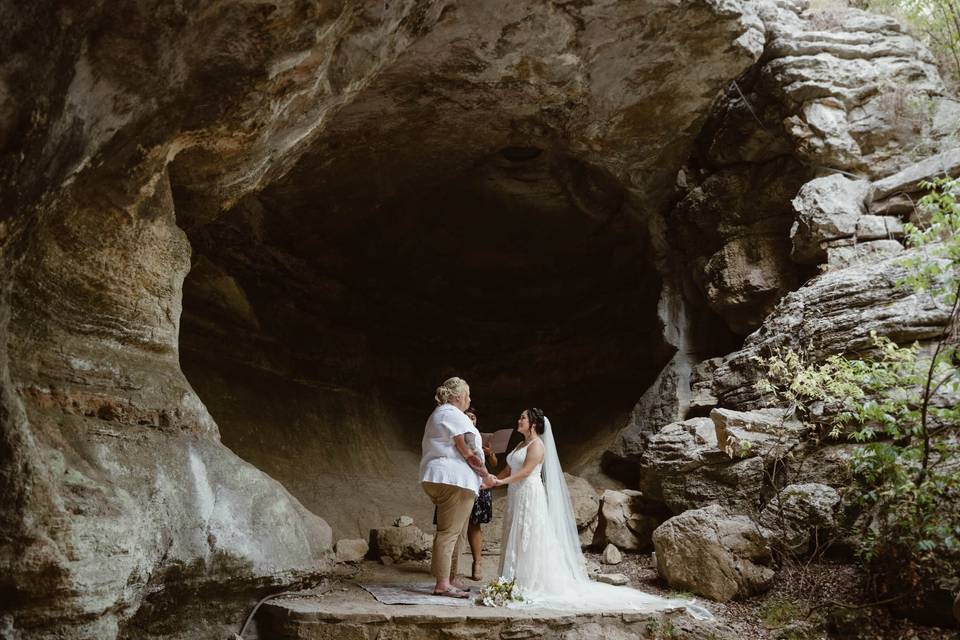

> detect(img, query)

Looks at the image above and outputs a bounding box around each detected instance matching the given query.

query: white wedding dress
[497,418,712,619]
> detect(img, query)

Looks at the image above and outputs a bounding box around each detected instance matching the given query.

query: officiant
[464,407,497,581]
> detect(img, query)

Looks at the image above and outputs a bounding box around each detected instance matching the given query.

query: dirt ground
[585,550,960,640]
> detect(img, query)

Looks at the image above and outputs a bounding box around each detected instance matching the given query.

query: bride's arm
[496,441,544,485]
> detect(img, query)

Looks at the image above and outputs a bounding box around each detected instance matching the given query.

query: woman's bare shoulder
[527,438,545,459]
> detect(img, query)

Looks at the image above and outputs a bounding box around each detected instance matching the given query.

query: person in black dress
[465,407,495,581]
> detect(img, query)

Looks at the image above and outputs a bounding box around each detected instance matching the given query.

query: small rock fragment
[334,538,369,563]
[601,543,623,565]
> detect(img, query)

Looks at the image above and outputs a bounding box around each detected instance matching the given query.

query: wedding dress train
[497,419,712,620]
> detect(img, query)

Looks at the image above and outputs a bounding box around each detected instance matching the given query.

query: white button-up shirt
[419,403,484,495]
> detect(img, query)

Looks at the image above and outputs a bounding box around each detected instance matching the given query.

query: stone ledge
[256,581,731,640]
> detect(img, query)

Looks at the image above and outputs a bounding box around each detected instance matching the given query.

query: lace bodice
[505,443,542,490]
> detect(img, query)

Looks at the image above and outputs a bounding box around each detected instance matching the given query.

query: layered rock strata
[609,0,958,470]
[1,1,779,637]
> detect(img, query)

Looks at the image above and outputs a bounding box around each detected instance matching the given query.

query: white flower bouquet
[477,576,525,607]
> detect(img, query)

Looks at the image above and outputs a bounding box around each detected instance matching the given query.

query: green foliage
[758,599,805,630]
[643,618,677,639]
[754,179,960,574]
[856,0,960,87]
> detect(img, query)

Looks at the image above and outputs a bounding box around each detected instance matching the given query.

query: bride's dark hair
[525,408,545,434]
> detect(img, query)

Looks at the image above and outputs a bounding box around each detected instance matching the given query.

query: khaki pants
[422,481,476,580]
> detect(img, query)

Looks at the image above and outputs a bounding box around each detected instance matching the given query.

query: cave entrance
[174,72,675,540]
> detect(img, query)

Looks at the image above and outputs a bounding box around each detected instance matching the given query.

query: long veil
[538,415,714,621]
[541,416,589,583]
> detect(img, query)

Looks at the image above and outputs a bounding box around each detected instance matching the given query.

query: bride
[491,408,711,619]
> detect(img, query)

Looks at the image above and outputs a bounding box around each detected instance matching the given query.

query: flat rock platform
[256,558,732,640]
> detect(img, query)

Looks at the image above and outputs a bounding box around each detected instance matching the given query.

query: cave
[6,0,958,637]
[176,118,675,539]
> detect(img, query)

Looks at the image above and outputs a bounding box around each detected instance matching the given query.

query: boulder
[595,490,660,551]
[758,483,840,556]
[601,543,623,565]
[652,504,775,602]
[369,524,431,562]
[660,456,766,515]
[638,418,719,504]
[789,175,872,264]
[335,538,369,564]
[639,417,769,514]
[394,515,414,528]
[564,473,601,548]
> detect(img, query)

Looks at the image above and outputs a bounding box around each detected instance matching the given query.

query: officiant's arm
[453,434,486,476]
[495,442,544,485]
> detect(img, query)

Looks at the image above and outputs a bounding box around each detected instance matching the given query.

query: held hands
[480,473,502,489]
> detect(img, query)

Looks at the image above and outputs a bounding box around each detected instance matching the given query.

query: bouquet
[477,576,525,607]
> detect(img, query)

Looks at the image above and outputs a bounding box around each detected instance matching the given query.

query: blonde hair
[435,377,469,405]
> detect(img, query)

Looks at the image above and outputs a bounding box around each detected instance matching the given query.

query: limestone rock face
[669,157,809,335]
[714,250,953,408]
[1,1,775,636]
[711,407,806,458]
[663,0,957,341]
[873,148,960,200]
[789,443,858,488]
[3,0,957,636]
[758,483,840,556]
[368,525,431,563]
[637,412,802,515]
[653,504,775,602]
[759,6,957,177]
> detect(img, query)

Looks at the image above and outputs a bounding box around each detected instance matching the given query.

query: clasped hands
[480,473,502,489]
[468,454,503,489]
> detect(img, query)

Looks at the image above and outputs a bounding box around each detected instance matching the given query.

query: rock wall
[2,0,957,636]
[0,0,775,637]
[608,0,958,470]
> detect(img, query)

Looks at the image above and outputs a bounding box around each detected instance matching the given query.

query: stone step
[257,592,729,640]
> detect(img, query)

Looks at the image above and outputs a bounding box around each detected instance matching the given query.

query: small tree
[755,178,960,620]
